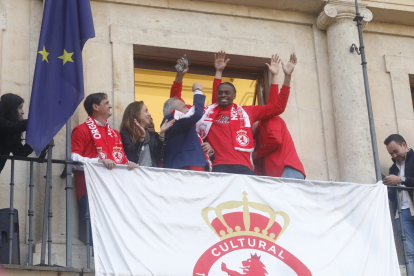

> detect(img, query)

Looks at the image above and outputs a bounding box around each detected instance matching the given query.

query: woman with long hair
[120,101,174,167]
[0,93,34,173]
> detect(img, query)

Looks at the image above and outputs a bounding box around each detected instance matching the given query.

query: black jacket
[0,119,33,173]
[120,130,164,167]
[388,148,414,214]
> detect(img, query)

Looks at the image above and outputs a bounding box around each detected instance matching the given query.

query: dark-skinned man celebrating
[196,52,297,175]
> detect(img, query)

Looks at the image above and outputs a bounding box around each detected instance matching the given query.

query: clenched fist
[192,83,203,92]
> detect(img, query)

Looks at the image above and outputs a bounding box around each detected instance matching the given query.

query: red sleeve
[71,126,87,155]
[267,83,279,104]
[256,119,283,158]
[243,84,290,123]
[212,78,222,104]
[170,82,185,102]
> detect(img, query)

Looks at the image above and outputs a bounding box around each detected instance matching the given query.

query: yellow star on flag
[58,49,74,65]
[38,46,50,63]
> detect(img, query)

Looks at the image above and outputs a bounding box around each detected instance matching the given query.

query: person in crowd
[170,55,215,160]
[195,51,295,175]
[147,116,155,132]
[254,55,306,179]
[162,82,207,171]
[120,101,174,167]
[252,122,264,175]
[383,134,414,275]
[71,92,138,243]
[0,93,34,173]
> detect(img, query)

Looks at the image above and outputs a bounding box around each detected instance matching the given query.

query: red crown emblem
[201,192,290,243]
[113,146,122,152]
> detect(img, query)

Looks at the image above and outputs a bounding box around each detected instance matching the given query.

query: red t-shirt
[205,84,290,170]
[257,117,305,177]
[72,123,109,200]
[256,84,305,178]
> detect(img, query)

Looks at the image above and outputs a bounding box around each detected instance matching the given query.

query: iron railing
[0,147,94,268]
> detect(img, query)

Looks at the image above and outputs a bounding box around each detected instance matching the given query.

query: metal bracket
[350,44,361,55]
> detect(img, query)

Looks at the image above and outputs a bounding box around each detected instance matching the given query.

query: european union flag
[27,0,95,154]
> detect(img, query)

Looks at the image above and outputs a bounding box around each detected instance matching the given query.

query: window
[133,46,270,131]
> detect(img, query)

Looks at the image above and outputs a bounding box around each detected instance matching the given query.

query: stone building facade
[0,0,413,274]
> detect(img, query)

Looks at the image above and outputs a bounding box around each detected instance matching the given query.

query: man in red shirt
[195,52,295,175]
[255,66,305,179]
[71,92,138,243]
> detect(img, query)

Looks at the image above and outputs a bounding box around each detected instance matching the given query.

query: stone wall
[0,0,413,269]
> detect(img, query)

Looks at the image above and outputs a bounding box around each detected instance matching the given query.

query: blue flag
[27,0,95,154]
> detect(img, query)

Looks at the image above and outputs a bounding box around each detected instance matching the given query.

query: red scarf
[85,116,128,164]
[196,103,254,152]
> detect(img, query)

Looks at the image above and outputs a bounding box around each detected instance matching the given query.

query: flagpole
[351,0,382,182]
[65,120,73,267]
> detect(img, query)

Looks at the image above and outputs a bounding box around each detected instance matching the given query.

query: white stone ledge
[109,24,295,58]
[365,22,414,38]
[93,0,315,25]
[365,0,414,13]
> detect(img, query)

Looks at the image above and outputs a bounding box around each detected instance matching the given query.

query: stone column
[317,0,376,184]
[111,41,135,131]
[0,4,5,92]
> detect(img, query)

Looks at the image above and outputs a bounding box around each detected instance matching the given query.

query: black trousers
[212,164,255,175]
[79,195,93,247]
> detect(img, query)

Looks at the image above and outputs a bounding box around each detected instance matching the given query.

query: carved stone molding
[317,0,373,31]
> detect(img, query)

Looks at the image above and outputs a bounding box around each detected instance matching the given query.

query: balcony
[0,153,411,276]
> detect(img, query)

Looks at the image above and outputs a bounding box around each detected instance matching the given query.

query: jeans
[212,164,255,175]
[281,166,305,179]
[396,208,414,275]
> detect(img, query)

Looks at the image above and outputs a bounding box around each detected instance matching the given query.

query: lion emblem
[221,253,268,276]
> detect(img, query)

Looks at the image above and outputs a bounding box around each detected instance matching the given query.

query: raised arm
[170,55,190,100]
[267,53,297,103]
[212,51,229,104]
[167,83,205,135]
[281,53,297,87]
[245,53,297,121]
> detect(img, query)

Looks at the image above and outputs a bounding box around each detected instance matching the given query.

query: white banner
[84,162,400,276]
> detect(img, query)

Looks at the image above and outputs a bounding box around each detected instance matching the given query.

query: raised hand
[134,119,146,137]
[160,119,175,137]
[265,54,281,76]
[214,51,230,72]
[177,54,190,76]
[281,53,297,76]
[192,82,203,92]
